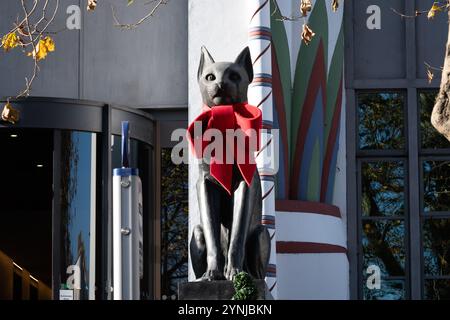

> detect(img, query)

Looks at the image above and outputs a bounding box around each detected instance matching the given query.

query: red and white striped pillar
[247,0,277,298]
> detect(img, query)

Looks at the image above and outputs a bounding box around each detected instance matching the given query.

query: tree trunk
[431,11,450,141]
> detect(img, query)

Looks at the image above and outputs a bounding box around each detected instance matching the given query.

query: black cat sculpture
[189,46,270,281]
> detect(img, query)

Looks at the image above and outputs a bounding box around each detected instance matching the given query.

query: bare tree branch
[111,0,168,30]
[14,0,59,98]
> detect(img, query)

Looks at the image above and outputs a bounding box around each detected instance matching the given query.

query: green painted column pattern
[271,0,344,203]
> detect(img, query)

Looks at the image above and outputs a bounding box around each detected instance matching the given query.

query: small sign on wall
[59,289,74,300]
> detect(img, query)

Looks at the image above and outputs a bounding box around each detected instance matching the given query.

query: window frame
[418,89,450,155]
[351,89,450,300]
[356,90,409,157]
[344,0,448,300]
[355,101,411,299]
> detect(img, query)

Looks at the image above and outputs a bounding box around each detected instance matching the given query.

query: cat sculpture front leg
[192,163,227,281]
[225,170,266,281]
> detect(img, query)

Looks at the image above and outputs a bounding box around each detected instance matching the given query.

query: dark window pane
[423,219,450,276]
[29,284,38,300]
[423,160,450,212]
[362,220,405,277]
[424,280,450,300]
[358,92,405,150]
[0,130,53,298]
[13,272,22,300]
[161,148,188,298]
[363,279,405,300]
[361,161,405,217]
[59,131,97,300]
[419,91,450,149]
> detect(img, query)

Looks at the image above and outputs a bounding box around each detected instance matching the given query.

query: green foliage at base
[231,272,258,300]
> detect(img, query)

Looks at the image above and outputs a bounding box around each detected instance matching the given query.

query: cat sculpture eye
[206,74,216,81]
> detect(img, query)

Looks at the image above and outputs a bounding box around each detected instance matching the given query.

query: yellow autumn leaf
[332,0,339,12]
[1,32,20,52]
[1,102,20,124]
[301,24,315,46]
[427,68,434,84]
[428,2,442,20]
[43,36,55,52]
[300,0,312,17]
[87,0,97,11]
[27,36,55,61]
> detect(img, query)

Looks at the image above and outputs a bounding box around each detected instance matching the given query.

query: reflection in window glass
[420,91,450,149]
[423,160,450,212]
[363,279,404,300]
[358,92,405,150]
[361,161,405,217]
[362,220,405,277]
[59,131,97,300]
[424,280,450,300]
[423,219,450,276]
[161,148,188,298]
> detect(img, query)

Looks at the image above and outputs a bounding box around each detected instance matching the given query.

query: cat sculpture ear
[198,46,215,81]
[234,47,254,83]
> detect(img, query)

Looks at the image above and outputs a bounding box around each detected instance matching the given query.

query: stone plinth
[178,280,272,300]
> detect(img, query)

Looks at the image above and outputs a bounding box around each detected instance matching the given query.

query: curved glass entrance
[0,98,155,300]
[0,129,53,300]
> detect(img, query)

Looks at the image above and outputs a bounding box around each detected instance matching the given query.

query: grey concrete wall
[0,0,187,107]
[353,0,406,80]
[351,0,448,82]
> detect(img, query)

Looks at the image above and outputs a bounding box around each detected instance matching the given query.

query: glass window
[361,161,405,217]
[357,92,408,299]
[423,218,450,276]
[0,129,53,300]
[356,89,450,299]
[358,92,405,150]
[13,271,22,300]
[424,280,450,300]
[30,283,38,300]
[160,148,188,299]
[419,91,450,149]
[419,90,450,298]
[423,160,450,213]
[363,279,405,300]
[59,131,97,300]
[362,219,406,277]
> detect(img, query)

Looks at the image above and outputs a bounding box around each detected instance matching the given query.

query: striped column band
[275,200,348,299]
[247,0,277,298]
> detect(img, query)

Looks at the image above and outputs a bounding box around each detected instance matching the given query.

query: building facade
[0,0,449,300]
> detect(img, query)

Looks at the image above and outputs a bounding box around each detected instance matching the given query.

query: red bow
[187,103,262,195]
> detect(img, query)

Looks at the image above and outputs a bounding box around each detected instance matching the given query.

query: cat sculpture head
[197,46,254,107]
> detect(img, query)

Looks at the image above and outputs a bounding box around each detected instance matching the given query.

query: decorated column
[270,0,348,299]
[247,0,277,298]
